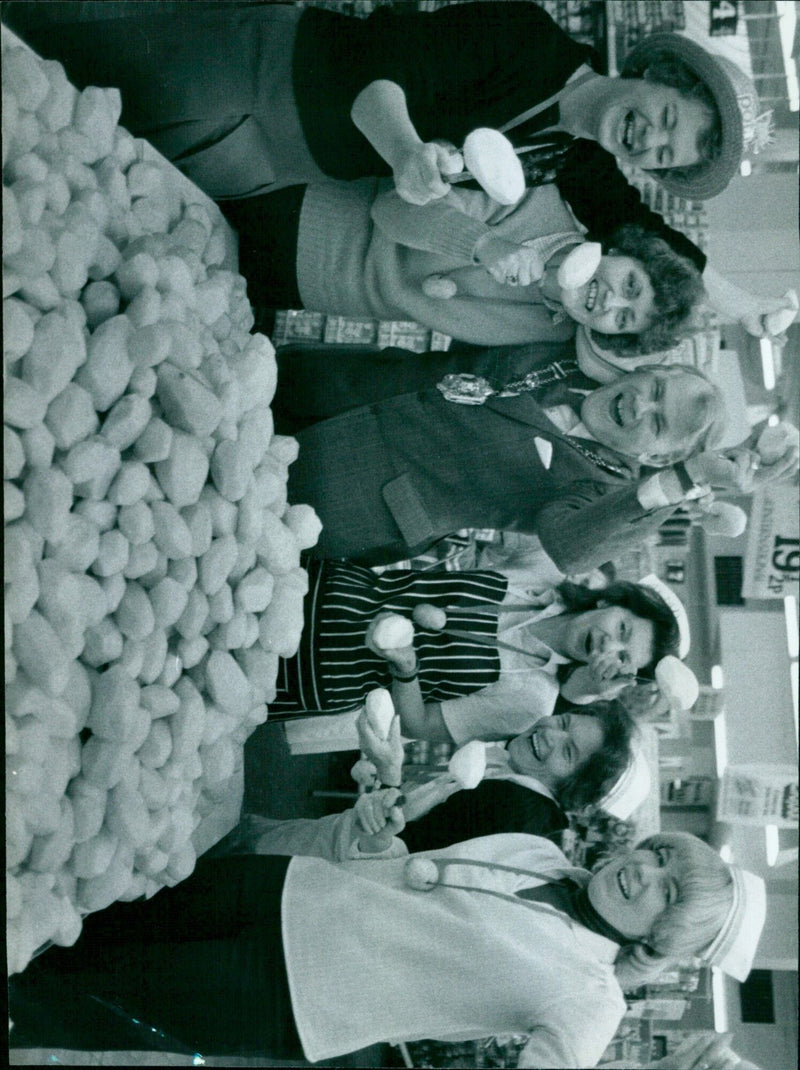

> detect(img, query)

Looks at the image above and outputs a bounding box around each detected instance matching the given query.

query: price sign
[743,488,800,599]
[710,0,739,36]
[717,764,799,827]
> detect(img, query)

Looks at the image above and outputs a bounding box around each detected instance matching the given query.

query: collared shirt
[440,600,569,745]
[544,391,679,513]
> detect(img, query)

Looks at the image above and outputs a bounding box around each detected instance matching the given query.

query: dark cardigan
[402,777,568,855]
[4,0,705,272]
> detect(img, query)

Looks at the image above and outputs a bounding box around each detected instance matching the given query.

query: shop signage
[742,487,800,598]
[710,0,739,36]
[717,763,799,827]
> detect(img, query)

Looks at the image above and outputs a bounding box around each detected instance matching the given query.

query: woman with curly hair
[241,700,636,866]
[270,563,682,746]
[6,1,792,337]
[219,177,705,350]
[564,224,705,358]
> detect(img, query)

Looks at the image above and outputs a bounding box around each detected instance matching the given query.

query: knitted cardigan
[296,179,583,346]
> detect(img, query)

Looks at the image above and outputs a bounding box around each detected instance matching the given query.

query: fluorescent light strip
[714,714,728,776]
[785,596,799,658]
[760,339,776,390]
[766,825,780,866]
[776,1,800,110]
[712,967,729,1032]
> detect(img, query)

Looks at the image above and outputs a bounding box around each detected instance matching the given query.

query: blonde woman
[10,823,764,1069]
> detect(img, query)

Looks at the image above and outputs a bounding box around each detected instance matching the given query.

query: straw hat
[700,866,767,981]
[621,34,772,199]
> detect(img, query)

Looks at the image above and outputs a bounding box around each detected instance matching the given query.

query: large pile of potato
[4,30,321,976]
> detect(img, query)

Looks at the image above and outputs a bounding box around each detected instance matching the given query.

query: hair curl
[556,579,680,677]
[590,225,706,356]
[554,700,636,811]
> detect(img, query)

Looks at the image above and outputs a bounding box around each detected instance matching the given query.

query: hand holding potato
[393,140,463,205]
[356,707,404,788]
[365,612,417,675]
[353,787,406,854]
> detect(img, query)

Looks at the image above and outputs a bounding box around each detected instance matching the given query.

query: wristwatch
[390,664,419,683]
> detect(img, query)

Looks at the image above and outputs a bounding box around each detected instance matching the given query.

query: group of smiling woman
[5,3,781,1068]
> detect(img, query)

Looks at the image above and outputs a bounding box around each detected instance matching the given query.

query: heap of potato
[4,31,321,975]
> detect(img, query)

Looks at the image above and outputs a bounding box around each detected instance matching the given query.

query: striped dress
[270,561,510,717]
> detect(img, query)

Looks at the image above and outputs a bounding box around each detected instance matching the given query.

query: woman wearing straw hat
[5,1,794,336]
[9,815,766,1068]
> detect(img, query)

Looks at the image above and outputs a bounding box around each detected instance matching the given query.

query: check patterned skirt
[270,561,508,717]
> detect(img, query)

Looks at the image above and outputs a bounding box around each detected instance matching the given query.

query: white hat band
[700,866,767,982]
[639,574,690,659]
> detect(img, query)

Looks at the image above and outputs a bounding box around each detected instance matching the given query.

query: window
[739,969,775,1024]
[714,556,745,606]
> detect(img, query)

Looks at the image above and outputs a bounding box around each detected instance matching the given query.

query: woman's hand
[587,651,634,691]
[617,680,670,721]
[474,234,545,287]
[356,708,404,788]
[685,448,758,495]
[559,662,630,704]
[754,439,800,486]
[365,613,418,675]
[687,445,798,495]
[353,787,406,854]
[738,290,798,339]
[393,139,464,205]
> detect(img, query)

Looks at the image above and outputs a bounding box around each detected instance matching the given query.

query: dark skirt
[2,2,325,198]
[9,855,303,1060]
[270,560,507,717]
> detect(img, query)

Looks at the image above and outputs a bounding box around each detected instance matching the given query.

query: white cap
[639,574,691,659]
[655,655,699,710]
[601,744,651,819]
[700,866,767,982]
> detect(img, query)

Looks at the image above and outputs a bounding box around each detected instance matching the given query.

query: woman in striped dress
[270,560,681,747]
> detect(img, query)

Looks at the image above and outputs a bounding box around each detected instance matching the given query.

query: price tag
[710,0,739,36]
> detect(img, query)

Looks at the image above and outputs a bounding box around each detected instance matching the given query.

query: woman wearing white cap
[240,699,637,865]
[270,568,682,747]
[9,820,766,1068]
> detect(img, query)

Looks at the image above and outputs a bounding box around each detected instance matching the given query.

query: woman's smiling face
[588,843,681,939]
[558,255,655,335]
[562,604,655,676]
[595,80,713,170]
[506,712,604,785]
